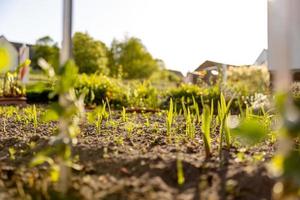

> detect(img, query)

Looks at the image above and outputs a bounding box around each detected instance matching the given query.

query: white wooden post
[268,0,300,91]
[269,1,300,197]
[60,0,73,65]
[222,64,227,84]
[58,0,73,193]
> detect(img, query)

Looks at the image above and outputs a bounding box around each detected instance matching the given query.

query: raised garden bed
[0,97,27,106]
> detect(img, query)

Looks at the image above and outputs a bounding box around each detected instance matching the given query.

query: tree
[72,32,109,74]
[108,37,159,79]
[32,36,59,70]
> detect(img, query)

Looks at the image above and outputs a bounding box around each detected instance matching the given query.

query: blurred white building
[0,35,33,73]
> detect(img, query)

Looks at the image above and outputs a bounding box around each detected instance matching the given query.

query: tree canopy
[73,32,109,74]
[108,37,159,79]
[32,36,59,70]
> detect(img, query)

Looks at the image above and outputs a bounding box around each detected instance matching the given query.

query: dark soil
[0,109,276,200]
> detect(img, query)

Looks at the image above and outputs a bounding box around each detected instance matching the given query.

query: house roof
[195,60,239,72]
[254,49,268,65]
[0,35,34,50]
[167,69,184,78]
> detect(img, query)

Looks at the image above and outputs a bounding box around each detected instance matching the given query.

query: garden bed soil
[0,109,276,200]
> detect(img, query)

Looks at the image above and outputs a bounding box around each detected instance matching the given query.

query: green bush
[26,82,57,103]
[75,74,129,108]
[226,65,270,96]
[161,84,220,110]
[128,81,159,108]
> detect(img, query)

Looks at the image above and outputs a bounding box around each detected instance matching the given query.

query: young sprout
[145,118,150,127]
[181,97,187,118]
[185,107,195,139]
[177,157,185,186]
[122,107,127,122]
[114,136,124,146]
[3,116,6,133]
[105,97,112,119]
[125,122,135,138]
[201,101,214,158]
[87,103,108,134]
[33,104,38,132]
[192,96,201,124]
[8,147,16,160]
[166,98,174,138]
[217,93,233,153]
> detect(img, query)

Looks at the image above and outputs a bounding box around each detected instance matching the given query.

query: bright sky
[0,0,267,74]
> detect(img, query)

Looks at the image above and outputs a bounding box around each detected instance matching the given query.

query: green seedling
[192,96,201,124]
[23,105,38,132]
[217,93,233,153]
[181,97,187,118]
[2,106,16,133]
[8,147,16,160]
[114,136,124,146]
[185,107,195,139]
[153,122,159,134]
[106,119,117,129]
[105,97,112,119]
[33,104,38,131]
[87,103,108,134]
[125,122,135,138]
[145,118,150,127]
[201,100,214,158]
[122,107,127,122]
[177,158,185,186]
[166,98,174,137]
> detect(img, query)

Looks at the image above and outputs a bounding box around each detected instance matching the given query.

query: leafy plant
[75,74,129,108]
[31,58,85,193]
[231,118,268,146]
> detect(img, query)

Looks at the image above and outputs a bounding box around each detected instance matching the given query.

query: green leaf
[50,164,60,182]
[30,154,53,167]
[231,118,267,146]
[58,60,79,93]
[43,109,59,122]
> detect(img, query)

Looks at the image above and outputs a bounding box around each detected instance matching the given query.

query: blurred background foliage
[6,32,295,112]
